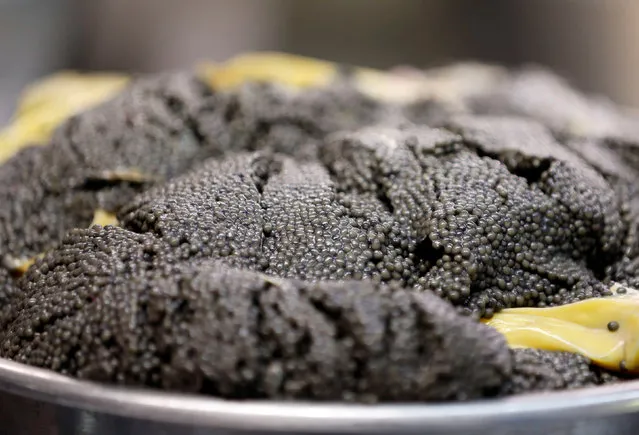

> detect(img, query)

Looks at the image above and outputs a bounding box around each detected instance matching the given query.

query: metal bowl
[0,358,638,435]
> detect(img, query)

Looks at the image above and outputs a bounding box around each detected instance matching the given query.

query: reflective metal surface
[0,358,638,434]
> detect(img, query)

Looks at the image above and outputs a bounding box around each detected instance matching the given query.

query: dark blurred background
[1,0,638,123]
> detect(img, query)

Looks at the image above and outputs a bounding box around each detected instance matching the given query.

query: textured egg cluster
[0,64,638,401]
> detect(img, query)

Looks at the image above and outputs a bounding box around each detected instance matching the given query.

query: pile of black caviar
[0,65,637,402]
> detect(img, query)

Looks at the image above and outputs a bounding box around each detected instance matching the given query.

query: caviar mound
[1,55,639,402]
[2,234,511,402]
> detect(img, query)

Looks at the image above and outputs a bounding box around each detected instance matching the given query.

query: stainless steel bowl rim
[1,357,638,433]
